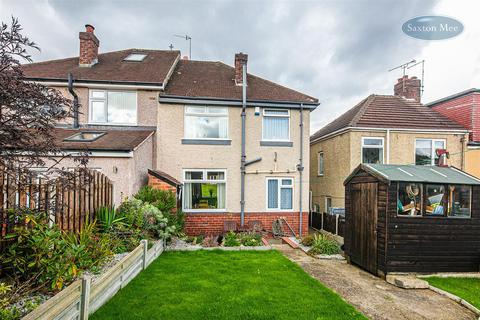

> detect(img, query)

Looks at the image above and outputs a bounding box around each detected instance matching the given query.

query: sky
[1,0,479,134]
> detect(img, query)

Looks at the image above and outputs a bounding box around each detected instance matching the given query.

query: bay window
[263,109,290,141]
[183,170,226,211]
[362,137,384,164]
[267,177,293,211]
[89,90,137,125]
[415,139,446,165]
[184,106,228,139]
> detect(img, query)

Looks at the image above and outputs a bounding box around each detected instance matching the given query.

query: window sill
[182,139,231,145]
[184,209,227,214]
[88,122,138,126]
[317,174,324,177]
[260,141,293,147]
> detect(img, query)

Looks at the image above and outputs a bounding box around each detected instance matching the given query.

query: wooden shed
[344,164,480,276]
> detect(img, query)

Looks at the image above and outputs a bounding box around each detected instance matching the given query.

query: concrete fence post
[80,275,91,320]
[141,239,148,270]
[321,212,324,230]
[335,214,339,235]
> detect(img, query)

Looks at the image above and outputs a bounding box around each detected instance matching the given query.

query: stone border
[166,245,273,252]
[288,237,346,260]
[427,284,480,316]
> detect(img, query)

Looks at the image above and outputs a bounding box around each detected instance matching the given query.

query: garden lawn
[91,250,365,320]
[425,277,480,309]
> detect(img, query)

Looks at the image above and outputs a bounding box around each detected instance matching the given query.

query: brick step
[281,237,299,249]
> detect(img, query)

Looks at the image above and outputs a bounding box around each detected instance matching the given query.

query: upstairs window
[263,109,290,141]
[184,106,228,139]
[415,139,446,165]
[267,177,293,211]
[318,151,324,176]
[89,90,137,125]
[362,137,384,164]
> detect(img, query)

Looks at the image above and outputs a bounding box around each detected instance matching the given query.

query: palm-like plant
[96,207,125,232]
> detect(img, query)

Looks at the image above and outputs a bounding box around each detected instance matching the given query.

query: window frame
[182,169,227,213]
[88,89,138,126]
[396,182,423,218]
[183,106,229,140]
[318,151,324,176]
[361,137,384,164]
[325,196,332,214]
[265,177,294,212]
[414,138,447,166]
[262,108,291,142]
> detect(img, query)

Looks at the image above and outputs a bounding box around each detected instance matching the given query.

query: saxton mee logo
[402,16,463,40]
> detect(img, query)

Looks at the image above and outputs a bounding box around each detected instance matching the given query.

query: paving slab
[275,245,476,320]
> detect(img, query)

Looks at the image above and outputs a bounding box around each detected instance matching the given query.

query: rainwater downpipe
[386,129,390,164]
[298,103,304,237]
[68,73,79,129]
[240,62,247,226]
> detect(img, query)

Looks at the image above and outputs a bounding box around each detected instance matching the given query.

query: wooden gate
[349,182,378,274]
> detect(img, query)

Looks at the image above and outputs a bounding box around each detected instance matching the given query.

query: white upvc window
[318,151,324,176]
[415,139,446,165]
[89,90,137,125]
[183,169,226,212]
[361,137,384,164]
[262,109,290,141]
[266,177,294,211]
[184,106,228,139]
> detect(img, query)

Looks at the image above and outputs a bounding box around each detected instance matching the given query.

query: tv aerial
[388,59,425,96]
[174,34,192,59]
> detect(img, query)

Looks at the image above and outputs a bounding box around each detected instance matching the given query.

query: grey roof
[345,164,480,185]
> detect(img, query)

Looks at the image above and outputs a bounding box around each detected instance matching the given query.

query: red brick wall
[79,31,99,66]
[148,175,177,193]
[431,93,478,141]
[184,212,309,237]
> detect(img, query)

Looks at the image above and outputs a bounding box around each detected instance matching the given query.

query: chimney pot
[182,55,189,60]
[235,52,248,86]
[394,75,421,103]
[79,24,100,67]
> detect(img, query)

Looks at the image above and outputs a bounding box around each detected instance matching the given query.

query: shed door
[350,182,378,274]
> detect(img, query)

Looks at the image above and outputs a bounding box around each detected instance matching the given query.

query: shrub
[239,232,262,246]
[223,231,240,247]
[300,234,315,247]
[135,186,176,213]
[141,203,175,239]
[202,235,218,247]
[186,235,204,245]
[308,234,340,255]
[117,198,145,229]
[96,206,126,232]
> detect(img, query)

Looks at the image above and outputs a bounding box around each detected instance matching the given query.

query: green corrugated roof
[365,164,480,185]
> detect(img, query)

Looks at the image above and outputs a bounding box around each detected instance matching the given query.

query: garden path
[275,245,476,320]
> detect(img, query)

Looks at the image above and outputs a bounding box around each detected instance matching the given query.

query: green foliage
[1,216,113,291]
[425,277,480,309]
[163,210,185,237]
[308,234,340,255]
[239,232,262,246]
[300,234,315,247]
[117,198,145,229]
[142,203,175,239]
[96,206,126,232]
[186,235,204,245]
[135,186,176,213]
[223,231,240,247]
[202,235,218,247]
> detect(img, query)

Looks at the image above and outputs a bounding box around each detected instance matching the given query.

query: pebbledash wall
[156,103,311,236]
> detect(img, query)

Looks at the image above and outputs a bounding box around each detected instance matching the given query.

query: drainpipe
[68,73,79,129]
[297,103,304,237]
[240,62,247,226]
[386,129,390,164]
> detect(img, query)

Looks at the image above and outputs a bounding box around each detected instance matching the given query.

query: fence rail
[310,211,345,238]
[0,169,113,252]
[23,239,164,320]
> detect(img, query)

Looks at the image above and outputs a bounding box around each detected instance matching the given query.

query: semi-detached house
[21,24,319,236]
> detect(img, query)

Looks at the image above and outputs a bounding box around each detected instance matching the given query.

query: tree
[0,17,88,212]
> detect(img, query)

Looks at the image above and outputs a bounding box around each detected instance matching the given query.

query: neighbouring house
[427,88,480,178]
[344,164,480,275]
[309,76,469,214]
[21,24,319,236]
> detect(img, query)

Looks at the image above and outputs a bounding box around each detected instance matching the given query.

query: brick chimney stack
[79,24,99,67]
[235,53,248,86]
[394,75,421,102]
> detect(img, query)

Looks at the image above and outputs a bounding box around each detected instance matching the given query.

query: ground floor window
[183,170,226,211]
[325,197,332,214]
[266,177,293,210]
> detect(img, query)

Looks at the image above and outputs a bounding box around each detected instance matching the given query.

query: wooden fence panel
[0,168,114,253]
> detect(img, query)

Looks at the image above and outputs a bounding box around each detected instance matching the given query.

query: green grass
[425,277,480,309]
[91,250,365,320]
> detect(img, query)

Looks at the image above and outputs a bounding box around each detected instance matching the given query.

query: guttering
[159,95,319,110]
[311,126,470,144]
[25,79,164,91]
[298,103,304,237]
[67,73,79,129]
